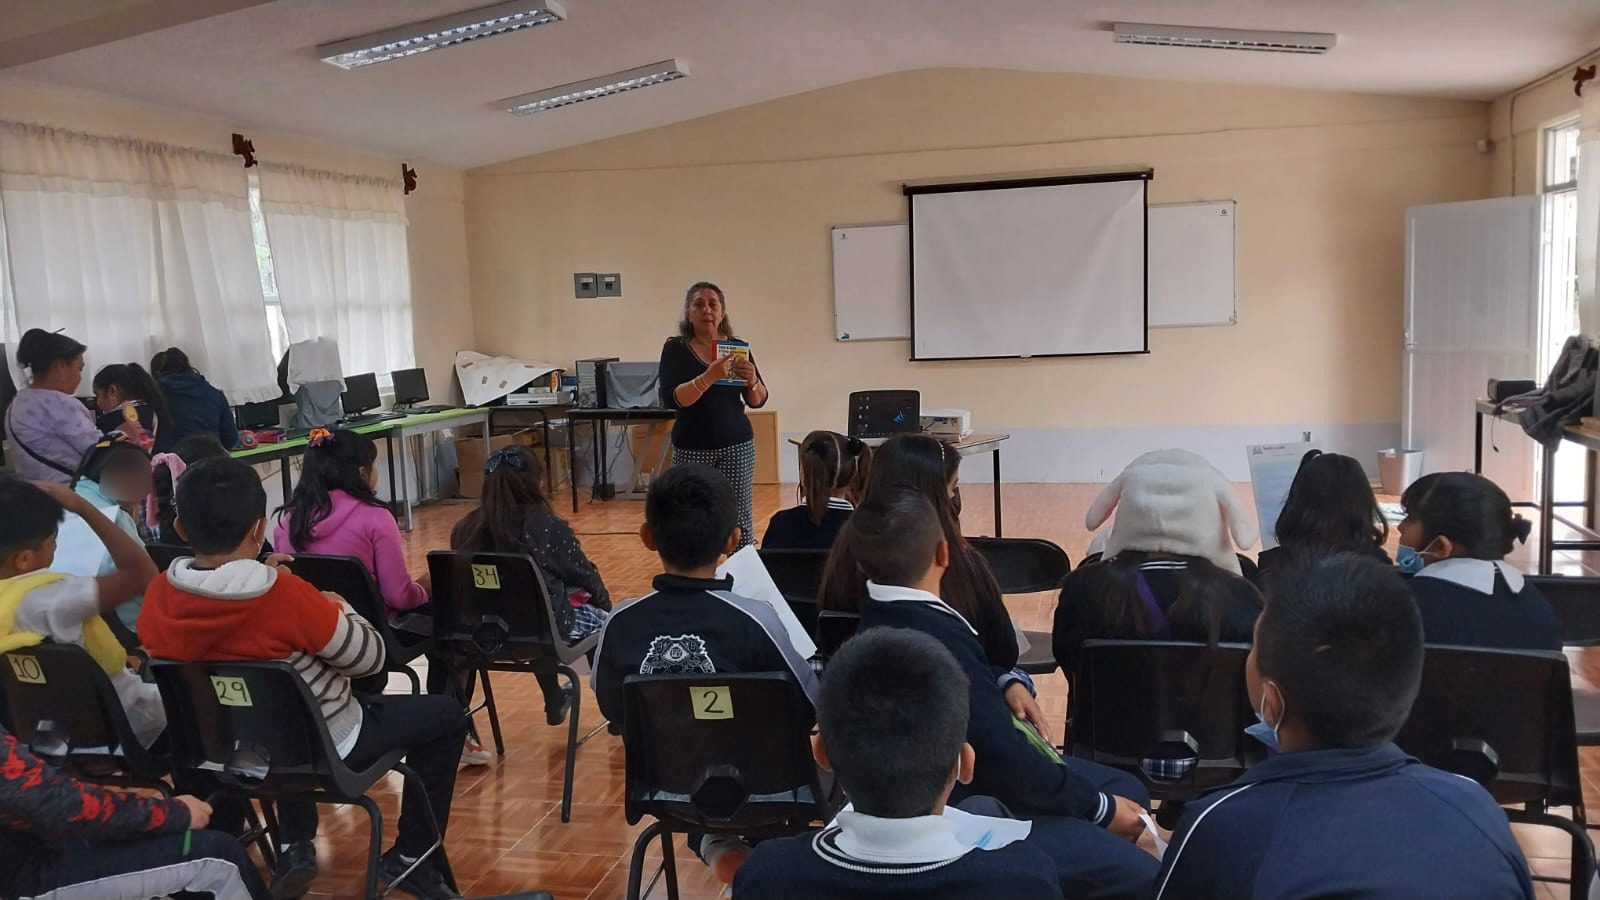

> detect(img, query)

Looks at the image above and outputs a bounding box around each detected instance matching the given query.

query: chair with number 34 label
[151,660,449,900]
[620,672,830,900]
[425,550,605,824]
[0,643,171,794]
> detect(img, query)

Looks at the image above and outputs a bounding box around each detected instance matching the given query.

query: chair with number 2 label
[620,671,830,900]
[426,550,605,824]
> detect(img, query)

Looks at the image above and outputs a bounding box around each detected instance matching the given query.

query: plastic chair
[815,610,861,660]
[151,659,447,900]
[0,643,170,794]
[970,536,1070,675]
[621,672,829,900]
[1067,640,1259,805]
[1393,645,1594,900]
[758,548,830,639]
[288,554,427,694]
[145,542,192,573]
[1527,575,1600,647]
[426,550,602,823]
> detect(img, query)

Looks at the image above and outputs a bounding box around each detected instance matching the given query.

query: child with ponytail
[762,431,867,550]
[92,363,170,450]
[1399,471,1559,651]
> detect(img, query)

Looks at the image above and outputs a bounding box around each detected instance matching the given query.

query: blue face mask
[1245,685,1282,752]
[1394,543,1425,575]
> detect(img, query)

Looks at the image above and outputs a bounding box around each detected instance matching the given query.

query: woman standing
[657,282,768,548]
[5,329,103,483]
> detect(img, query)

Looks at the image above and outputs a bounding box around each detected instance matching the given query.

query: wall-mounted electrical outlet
[598,273,622,297]
[574,273,598,298]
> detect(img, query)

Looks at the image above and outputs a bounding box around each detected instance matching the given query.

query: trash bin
[1378,448,1425,496]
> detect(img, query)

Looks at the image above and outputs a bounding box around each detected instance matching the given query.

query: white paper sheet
[48,506,122,578]
[1246,442,1317,551]
[454,350,562,408]
[286,337,345,389]
[715,545,818,659]
[1140,811,1170,856]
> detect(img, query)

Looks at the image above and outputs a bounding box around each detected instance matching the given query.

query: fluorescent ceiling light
[501,59,689,115]
[318,0,566,70]
[1113,22,1336,54]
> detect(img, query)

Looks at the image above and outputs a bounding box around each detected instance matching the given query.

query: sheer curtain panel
[1578,88,1600,335]
[256,165,415,376]
[0,123,279,402]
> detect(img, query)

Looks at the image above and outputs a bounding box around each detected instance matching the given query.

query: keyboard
[397,405,457,415]
[337,412,406,427]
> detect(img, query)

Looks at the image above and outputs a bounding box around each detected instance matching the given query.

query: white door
[1404,197,1540,499]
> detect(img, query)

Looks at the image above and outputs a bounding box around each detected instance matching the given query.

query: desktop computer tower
[576,357,618,409]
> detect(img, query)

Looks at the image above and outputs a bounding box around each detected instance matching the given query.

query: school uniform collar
[652,573,736,594]
[1230,742,1416,787]
[827,498,855,511]
[1414,557,1524,594]
[831,805,1030,865]
[865,581,978,635]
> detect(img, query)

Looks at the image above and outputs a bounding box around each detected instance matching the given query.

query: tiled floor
[284,482,1600,899]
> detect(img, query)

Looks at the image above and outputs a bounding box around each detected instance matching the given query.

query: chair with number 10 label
[425,550,603,824]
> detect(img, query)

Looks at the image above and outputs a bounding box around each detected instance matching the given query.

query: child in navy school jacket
[735,626,1059,899]
[846,488,1159,898]
[762,431,867,550]
[1153,554,1534,899]
[590,463,819,887]
[1398,471,1560,652]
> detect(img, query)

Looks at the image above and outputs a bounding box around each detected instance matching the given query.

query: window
[1539,118,1582,502]
[247,172,288,365]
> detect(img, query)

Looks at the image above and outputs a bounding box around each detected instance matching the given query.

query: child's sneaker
[459,738,493,767]
[701,834,752,885]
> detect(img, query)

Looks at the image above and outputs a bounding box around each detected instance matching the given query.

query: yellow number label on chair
[691,685,733,720]
[7,654,45,685]
[211,676,254,707]
[471,564,502,590]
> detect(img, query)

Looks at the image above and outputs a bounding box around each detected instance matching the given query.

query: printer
[920,408,972,439]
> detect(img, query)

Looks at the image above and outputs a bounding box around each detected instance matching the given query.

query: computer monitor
[340,372,381,417]
[236,400,281,430]
[390,368,429,406]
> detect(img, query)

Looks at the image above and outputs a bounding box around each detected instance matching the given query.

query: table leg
[992,447,1003,538]
[1588,449,1597,531]
[540,410,554,496]
[1473,411,1484,475]
[1541,442,1556,575]
[279,453,293,509]
[598,419,611,500]
[388,432,409,531]
[569,415,579,514]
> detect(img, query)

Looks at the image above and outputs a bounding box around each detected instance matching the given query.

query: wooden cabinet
[750,410,779,484]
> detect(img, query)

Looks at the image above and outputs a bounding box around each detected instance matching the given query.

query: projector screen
[907,172,1150,361]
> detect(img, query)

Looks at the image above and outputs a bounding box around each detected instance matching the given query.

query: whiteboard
[832,200,1236,341]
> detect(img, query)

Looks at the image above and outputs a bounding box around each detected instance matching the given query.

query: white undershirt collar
[832,805,1030,864]
[1414,557,1525,594]
[865,581,978,635]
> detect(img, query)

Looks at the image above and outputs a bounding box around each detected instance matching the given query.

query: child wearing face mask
[1397,472,1559,652]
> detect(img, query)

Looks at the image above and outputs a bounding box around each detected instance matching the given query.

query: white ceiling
[7,0,1600,168]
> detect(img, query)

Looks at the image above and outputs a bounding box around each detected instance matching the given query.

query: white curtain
[1578,88,1600,335]
[256,165,415,376]
[0,122,279,402]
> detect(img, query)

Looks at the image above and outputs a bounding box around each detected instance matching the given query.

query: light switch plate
[574,273,598,298]
[598,273,622,297]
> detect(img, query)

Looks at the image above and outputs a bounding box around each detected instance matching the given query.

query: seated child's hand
[175,794,213,830]
[1108,795,1145,843]
[262,552,295,571]
[1003,681,1052,744]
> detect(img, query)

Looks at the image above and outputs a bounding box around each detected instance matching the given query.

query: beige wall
[1487,54,1598,197]
[0,76,474,401]
[465,68,1490,474]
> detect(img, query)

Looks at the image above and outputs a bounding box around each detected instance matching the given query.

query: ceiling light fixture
[1112,22,1336,55]
[318,0,567,70]
[500,59,689,115]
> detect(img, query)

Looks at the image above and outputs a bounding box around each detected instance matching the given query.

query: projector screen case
[904,170,1152,362]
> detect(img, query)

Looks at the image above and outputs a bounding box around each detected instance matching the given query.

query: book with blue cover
[715,339,750,387]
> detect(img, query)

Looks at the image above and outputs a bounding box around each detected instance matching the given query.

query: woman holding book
[658,281,769,548]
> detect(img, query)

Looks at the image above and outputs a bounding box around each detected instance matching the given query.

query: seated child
[272,428,429,616]
[0,724,268,900]
[1399,471,1559,651]
[591,463,818,885]
[139,457,468,900]
[92,362,169,451]
[850,487,1158,897]
[1254,450,1390,582]
[1054,449,1262,676]
[0,476,163,748]
[68,437,154,634]
[451,445,610,726]
[150,432,229,545]
[1154,554,1534,898]
[735,626,1060,899]
[762,430,867,550]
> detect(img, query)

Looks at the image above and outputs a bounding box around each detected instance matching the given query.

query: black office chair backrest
[151,659,341,790]
[1069,640,1257,795]
[1526,575,1600,647]
[622,672,825,831]
[1,643,157,772]
[426,550,559,662]
[969,537,1070,594]
[758,548,829,638]
[815,611,861,659]
[145,542,192,573]
[287,554,416,663]
[1394,645,1582,809]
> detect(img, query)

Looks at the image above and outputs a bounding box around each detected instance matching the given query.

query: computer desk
[487,404,570,504]
[232,407,490,532]
[564,408,676,513]
[787,433,1011,536]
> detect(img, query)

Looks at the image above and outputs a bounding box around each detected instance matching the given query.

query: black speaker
[1487,378,1535,402]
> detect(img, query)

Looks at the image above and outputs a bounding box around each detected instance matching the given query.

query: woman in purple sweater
[6,329,103,483]
[272,428,429,615]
